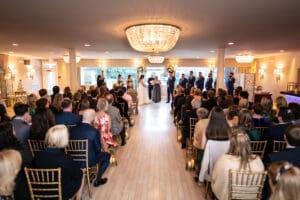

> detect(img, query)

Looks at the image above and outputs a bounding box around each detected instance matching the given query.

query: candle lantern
[125,130,130,140]
[130,118,135,126]
[110,155,118,166]
[186,147,195,171]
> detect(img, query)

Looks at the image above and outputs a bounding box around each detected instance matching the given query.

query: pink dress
[95,113,117,146]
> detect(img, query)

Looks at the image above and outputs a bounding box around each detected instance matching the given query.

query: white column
[69,48,79,91]
[216,48,225,89]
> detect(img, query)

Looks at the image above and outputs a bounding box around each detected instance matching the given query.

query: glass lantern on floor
[186,147,195,171]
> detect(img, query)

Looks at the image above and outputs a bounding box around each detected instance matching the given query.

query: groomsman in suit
[195,72,205,91]
[166,72,176,103]
[179,73,188,88]
[147,75,155,100]
[187,71,196,88]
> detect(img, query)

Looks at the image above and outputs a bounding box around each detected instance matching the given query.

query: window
[146,66,168,85]
[80,67,101,86]
[105,67,137,89]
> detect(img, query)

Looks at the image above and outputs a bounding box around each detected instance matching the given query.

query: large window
[80,67,101,86]
[105,67,137,89]
[146,66,168,85]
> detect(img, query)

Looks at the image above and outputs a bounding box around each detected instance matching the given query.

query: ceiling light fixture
[12,43,19,47]
[227,42,234,46]
[235,54,254,63]
[210,50,215,53]
[125,24,181,53]
[63,55,81,63]
[84,43,91,47]
[148,55,165,64]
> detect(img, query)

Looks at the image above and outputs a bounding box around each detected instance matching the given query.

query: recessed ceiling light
[84,43,91,47]
[196,56,200,59]
[8,51,14,54]
[49,51,54,54]
[280,50,285,53]
[227,42,234,46]
[104,51,110,54]
[12,43,19,47]
[210,50,215,53]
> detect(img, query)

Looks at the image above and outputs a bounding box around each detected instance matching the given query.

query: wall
[0,54,42,96]
[255,51,300,99]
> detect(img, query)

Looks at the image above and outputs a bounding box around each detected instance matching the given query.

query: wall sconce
[26,65,34,79]
[274,64,283,82]
[258,64,266,80]
[8,64,16,80]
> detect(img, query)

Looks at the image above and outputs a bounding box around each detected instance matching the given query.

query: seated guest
[27,93,37,116]
[0,122,31,200]
[233,86,242,105]
[33,125,83,200]
[106,93,126,146]
[212,131,264,200]
[201,89,216,111]
[127,85,138,114]
[78,98,90,115]
[115,89,131,125]
[38,88,48,98]
[50,85,60,102]
[238,90,249,109]
[173,87,185,122]
[94,98,117,149]
[266,124,300,167]
[121,87,133,109]
[252,103,270,127]
[238,109,261,141]
[30,98,56,140]
[0,149,22,200]
[50,93,63,114]
[0,104,10,122]
[70,109,111,186]
[226,105,239,128]
[55,98,81,126]
[89,89,98,110]
[63,86,72,100]
[12,103,31,146]
[199,106,231,183]
[261,96,276,122]
[288,102,300,123]
[268,161,300,200]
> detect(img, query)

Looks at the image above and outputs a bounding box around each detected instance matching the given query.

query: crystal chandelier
[148,55,165,64]
[235,54,254,63]
[63,55,81,63]
[125,24,181,53]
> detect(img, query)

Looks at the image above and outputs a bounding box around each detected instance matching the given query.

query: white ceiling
[0,0,299,59]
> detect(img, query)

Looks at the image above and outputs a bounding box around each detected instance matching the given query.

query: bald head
[82,109,96,124]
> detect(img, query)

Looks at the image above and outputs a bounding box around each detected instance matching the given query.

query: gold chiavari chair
[255,126,269,137]
[250,141,267,158]
[65,140,98,198]
[27,139,46,157]
[228,170,267,200]
[24,167,62,200]
[273,140,286,152]
[186,118,198,156]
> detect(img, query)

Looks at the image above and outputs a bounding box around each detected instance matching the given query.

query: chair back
[119,102,125,117]
[65,139,88,169]
[28,139,46,157]
[228,170,267,200]
[255,127,269,137]
[189,117,198,145]
[250,141,267,158]
[273,140,286,152]
[24,167,62,200]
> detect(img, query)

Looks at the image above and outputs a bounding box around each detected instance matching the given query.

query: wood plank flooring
[92,102,205,200]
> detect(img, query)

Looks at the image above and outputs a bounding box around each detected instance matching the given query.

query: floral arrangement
[166,65,175,73]
[137,66,147,74]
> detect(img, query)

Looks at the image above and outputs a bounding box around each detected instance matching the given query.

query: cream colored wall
[0,54,42,95]
[255,52,300,99]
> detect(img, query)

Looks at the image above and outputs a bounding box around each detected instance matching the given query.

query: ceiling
[0,0,299,60]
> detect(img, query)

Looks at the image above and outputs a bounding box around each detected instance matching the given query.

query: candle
[187,161,192,168]
[191,159,195,168]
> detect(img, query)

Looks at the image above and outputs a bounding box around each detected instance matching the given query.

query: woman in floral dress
[94,98,117,148]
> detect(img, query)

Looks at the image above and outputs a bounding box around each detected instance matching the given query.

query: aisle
[93,102,205,200]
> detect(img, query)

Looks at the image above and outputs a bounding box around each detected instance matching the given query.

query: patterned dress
[95,113,117,146]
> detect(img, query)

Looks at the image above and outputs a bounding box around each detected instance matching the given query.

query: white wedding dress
[137,81,149,105]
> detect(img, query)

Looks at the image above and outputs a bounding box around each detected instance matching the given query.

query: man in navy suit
[55,98,82,126]
[266,124,300,167]
[70,109,111,186]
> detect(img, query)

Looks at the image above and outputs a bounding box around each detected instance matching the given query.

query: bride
[137,75,149,105]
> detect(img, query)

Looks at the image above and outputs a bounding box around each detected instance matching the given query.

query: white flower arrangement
[166,65,175,73]
[137,66,147,74]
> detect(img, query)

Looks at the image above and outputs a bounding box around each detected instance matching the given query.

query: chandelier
[235,54,254,63]
[63,55,81,63]
[148,55,165,64]
[125,24,181,53]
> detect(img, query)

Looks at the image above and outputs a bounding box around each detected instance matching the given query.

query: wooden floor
[92,102,205,200]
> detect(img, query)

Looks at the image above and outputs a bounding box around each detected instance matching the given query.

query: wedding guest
[12,103,31,146]
[51,85,60,102]
[0,149,22,200]
[179,73,188,88]
[50,93,63,114]
[261,96,276,122]
[55,98,82,126]
[205,71,213,91]
[126,74,134,89]
[38,88,48,98]
[78,98,90,115]
[63,86,72,99]
[89,89,98,110]
[226,105,239,128]
[152,76,161,103]
[0,104,10,123]
[121,87,133,109]
[238,91,249,109]
[226,72,235,96]
[72,91,82,114]
[188,71,196,88]
[201,89,217,111]
[97,71,105,88]
[27,93,37,116]
[238,109,261,140]
[166,72,176,103]
[252,103,270,127]
[212,131,264,200]
[268,161,300,200]
[33,125,84,200]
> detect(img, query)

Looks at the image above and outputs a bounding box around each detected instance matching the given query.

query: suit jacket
[106,105,123,135]
[167,76,176,89]
[12,118,30,146]
[196,76,205,90]
[33,148,83,200]
[55,111,82,126]
[266,148,300,168]
[70,123,101,167]
[179,78,188,88]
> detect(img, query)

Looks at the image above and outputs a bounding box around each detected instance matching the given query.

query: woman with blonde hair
[268,161,300,200]
[94,98,117,148]
[27,93,37,116]
[50,93,63,114]
[0,149,22,199]
[211,130,264,200]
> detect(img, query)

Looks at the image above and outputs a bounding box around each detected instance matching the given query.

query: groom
[147,75,155,100]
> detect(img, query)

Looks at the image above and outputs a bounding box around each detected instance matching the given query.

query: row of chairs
[26,139,98,199]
